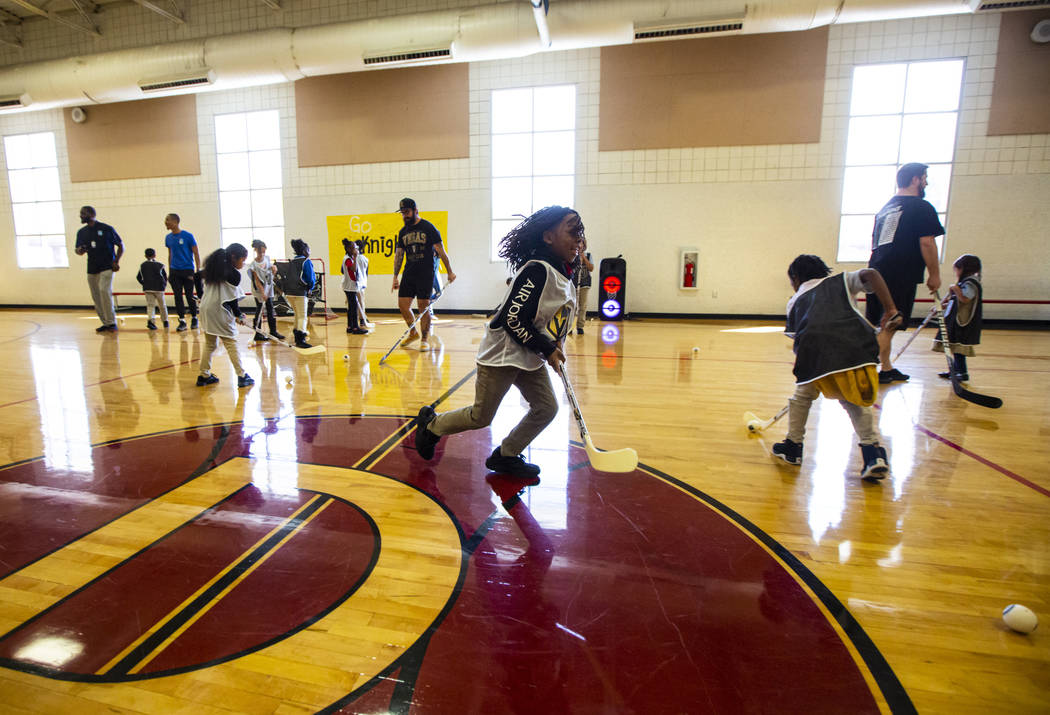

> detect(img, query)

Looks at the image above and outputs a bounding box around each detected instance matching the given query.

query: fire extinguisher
[684,261,695,288]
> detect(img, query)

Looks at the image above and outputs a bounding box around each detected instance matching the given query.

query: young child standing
[197,243,254,388]
[933,254,983,382]
[136,248,168,330]
[249,239,284,342]
[341,239,367,335]
[414,206,582,482]
[355,239,371,329]
[773,255,901,480]
[573,240,593,335]
[284,238,316,349]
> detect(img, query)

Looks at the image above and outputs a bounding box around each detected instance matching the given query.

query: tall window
[491,85,576,261]
[214,110,285,257]
[838,60,964,262]
[4,132,67,269]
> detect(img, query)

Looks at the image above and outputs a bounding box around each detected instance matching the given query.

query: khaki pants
[87,270,116,326]
[430,363,558,456]
[287,295,309,334]
[145,290,168,323]
[199,333,245,377]
[786,381,879,445]
[576,286,590,329]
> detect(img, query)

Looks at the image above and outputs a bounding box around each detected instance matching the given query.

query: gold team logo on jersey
[546,303,573,341]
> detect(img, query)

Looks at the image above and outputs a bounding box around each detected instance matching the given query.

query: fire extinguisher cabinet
[598,256,627,321]
[680,249,699,290]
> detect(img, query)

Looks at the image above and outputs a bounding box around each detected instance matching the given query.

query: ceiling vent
[634,18,744,41]
[138,71,215,94]
[0,95,26,110]
[976,1,1050,10]
[363,47,452,66]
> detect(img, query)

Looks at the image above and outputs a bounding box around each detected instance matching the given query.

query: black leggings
[344,291,359,329]
[254,298,277,334]
[170,269,197,319]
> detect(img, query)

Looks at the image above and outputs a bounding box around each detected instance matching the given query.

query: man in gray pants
[74,206,124,332]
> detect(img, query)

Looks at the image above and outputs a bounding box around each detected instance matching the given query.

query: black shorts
[865,272,916,329]
[398,271,435,300]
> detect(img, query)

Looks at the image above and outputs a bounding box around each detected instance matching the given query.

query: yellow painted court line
[640,467,894,715]
[128,497,332,674]
[97,494,325,675]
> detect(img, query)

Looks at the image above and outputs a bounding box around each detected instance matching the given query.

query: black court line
[641,464,917,715]
[106,495,332,676]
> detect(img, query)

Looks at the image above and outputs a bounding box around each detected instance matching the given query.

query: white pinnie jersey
[477,259,576,371]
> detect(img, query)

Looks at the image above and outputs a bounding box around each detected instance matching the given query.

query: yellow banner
[326,212,449,276]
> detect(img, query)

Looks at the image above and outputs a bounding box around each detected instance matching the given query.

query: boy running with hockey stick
[414,206,582,483]
[773,255,901,480]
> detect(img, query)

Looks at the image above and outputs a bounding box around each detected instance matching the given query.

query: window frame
[4,131,68,270]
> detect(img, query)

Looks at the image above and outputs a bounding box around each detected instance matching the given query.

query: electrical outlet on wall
[711,289,718,298]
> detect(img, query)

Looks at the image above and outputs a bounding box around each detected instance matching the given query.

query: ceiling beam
[6,0,101,36]
[130,0,185,24]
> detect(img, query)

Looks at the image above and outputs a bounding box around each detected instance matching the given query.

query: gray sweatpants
[786,381,879,445]
[199,333,245,377]
[145,290,169,323]
[430,363,558,457]
[87,270,116,326]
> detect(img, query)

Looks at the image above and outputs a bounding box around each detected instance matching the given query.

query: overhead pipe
[532,0,552,48]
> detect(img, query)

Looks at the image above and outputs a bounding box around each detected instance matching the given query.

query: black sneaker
[254,333,269,341]
[191,317,199,329]
[196,374,219,386]
[772,439,803,465]
[860,443,889,480]
[485,446,541,482]
[414,405,441,460]
[576,327,584,335]
[878,368,910,384]
[177,320,188,332]
[95,324,110,333]
[238,373,255,388]
[147,320,157,330]
[272,330,285,340]
[938,371,969,382]
[163,321,169,328]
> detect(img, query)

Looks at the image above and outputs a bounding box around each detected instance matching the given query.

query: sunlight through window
[838,60,963,263]
[3,132,67,269]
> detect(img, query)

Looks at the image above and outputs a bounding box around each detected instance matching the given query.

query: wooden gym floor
[0,308,1046,714]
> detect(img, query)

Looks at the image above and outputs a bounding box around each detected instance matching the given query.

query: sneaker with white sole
[419,339,430,352]
[772,439,803,465]
[400,330,420,348]
[859,443,889,480]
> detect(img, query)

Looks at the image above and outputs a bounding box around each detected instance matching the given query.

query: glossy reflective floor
[0,309,1047,714]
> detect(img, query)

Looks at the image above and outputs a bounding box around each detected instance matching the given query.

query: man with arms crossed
[164,213,201,332]
[865,162,944,384]
[391,198,455,352]
[74,206,123,333]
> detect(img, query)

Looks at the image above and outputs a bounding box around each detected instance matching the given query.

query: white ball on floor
[1002,604,1038,634]
[343,354,349,360]
[691,346,700,358]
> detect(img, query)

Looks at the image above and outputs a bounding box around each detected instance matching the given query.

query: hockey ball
[1002,604,1038,634]
[343,354,349,360]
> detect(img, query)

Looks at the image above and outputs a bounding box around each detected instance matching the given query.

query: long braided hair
[497,206,584,271]
[787,254,832,285]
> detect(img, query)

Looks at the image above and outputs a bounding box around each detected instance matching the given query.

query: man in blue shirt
[74,206,123,333]
[164,213,201,331]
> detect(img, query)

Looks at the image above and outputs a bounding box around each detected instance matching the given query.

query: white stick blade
[293,344,327,356]
[584,436,638,473]
[743,412,762,432]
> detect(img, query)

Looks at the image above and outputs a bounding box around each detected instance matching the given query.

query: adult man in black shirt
[865,162,944,384]
[391,198,455,352]
[74,205,124,333]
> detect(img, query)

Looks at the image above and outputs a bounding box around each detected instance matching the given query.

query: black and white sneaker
[177,320,188,332]
[485,447,541,483]
[196,374,219,386]
[859,443,889,480]
[878,368,910,384]
[772,439,803,466]
[938,371,969,382]
[414,405,440,460]
[190,317,199,329]
[146,320,157,330]
[237,373,255,388]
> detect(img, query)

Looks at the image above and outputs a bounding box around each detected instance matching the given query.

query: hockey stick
[932,291,1002,409]
[892,304,938,362]
[378,284,451,365]
[556,364,638,473]
[743,405,788,433]
[245,315,326,357]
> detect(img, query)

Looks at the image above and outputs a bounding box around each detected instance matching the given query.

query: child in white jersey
[197,243,253,388]
[341,239,368,335]
[249,239,284,342]
[414,206,582,482]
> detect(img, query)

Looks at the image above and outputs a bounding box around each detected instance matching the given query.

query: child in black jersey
[934,254,983,382]
[136,248,168,330]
